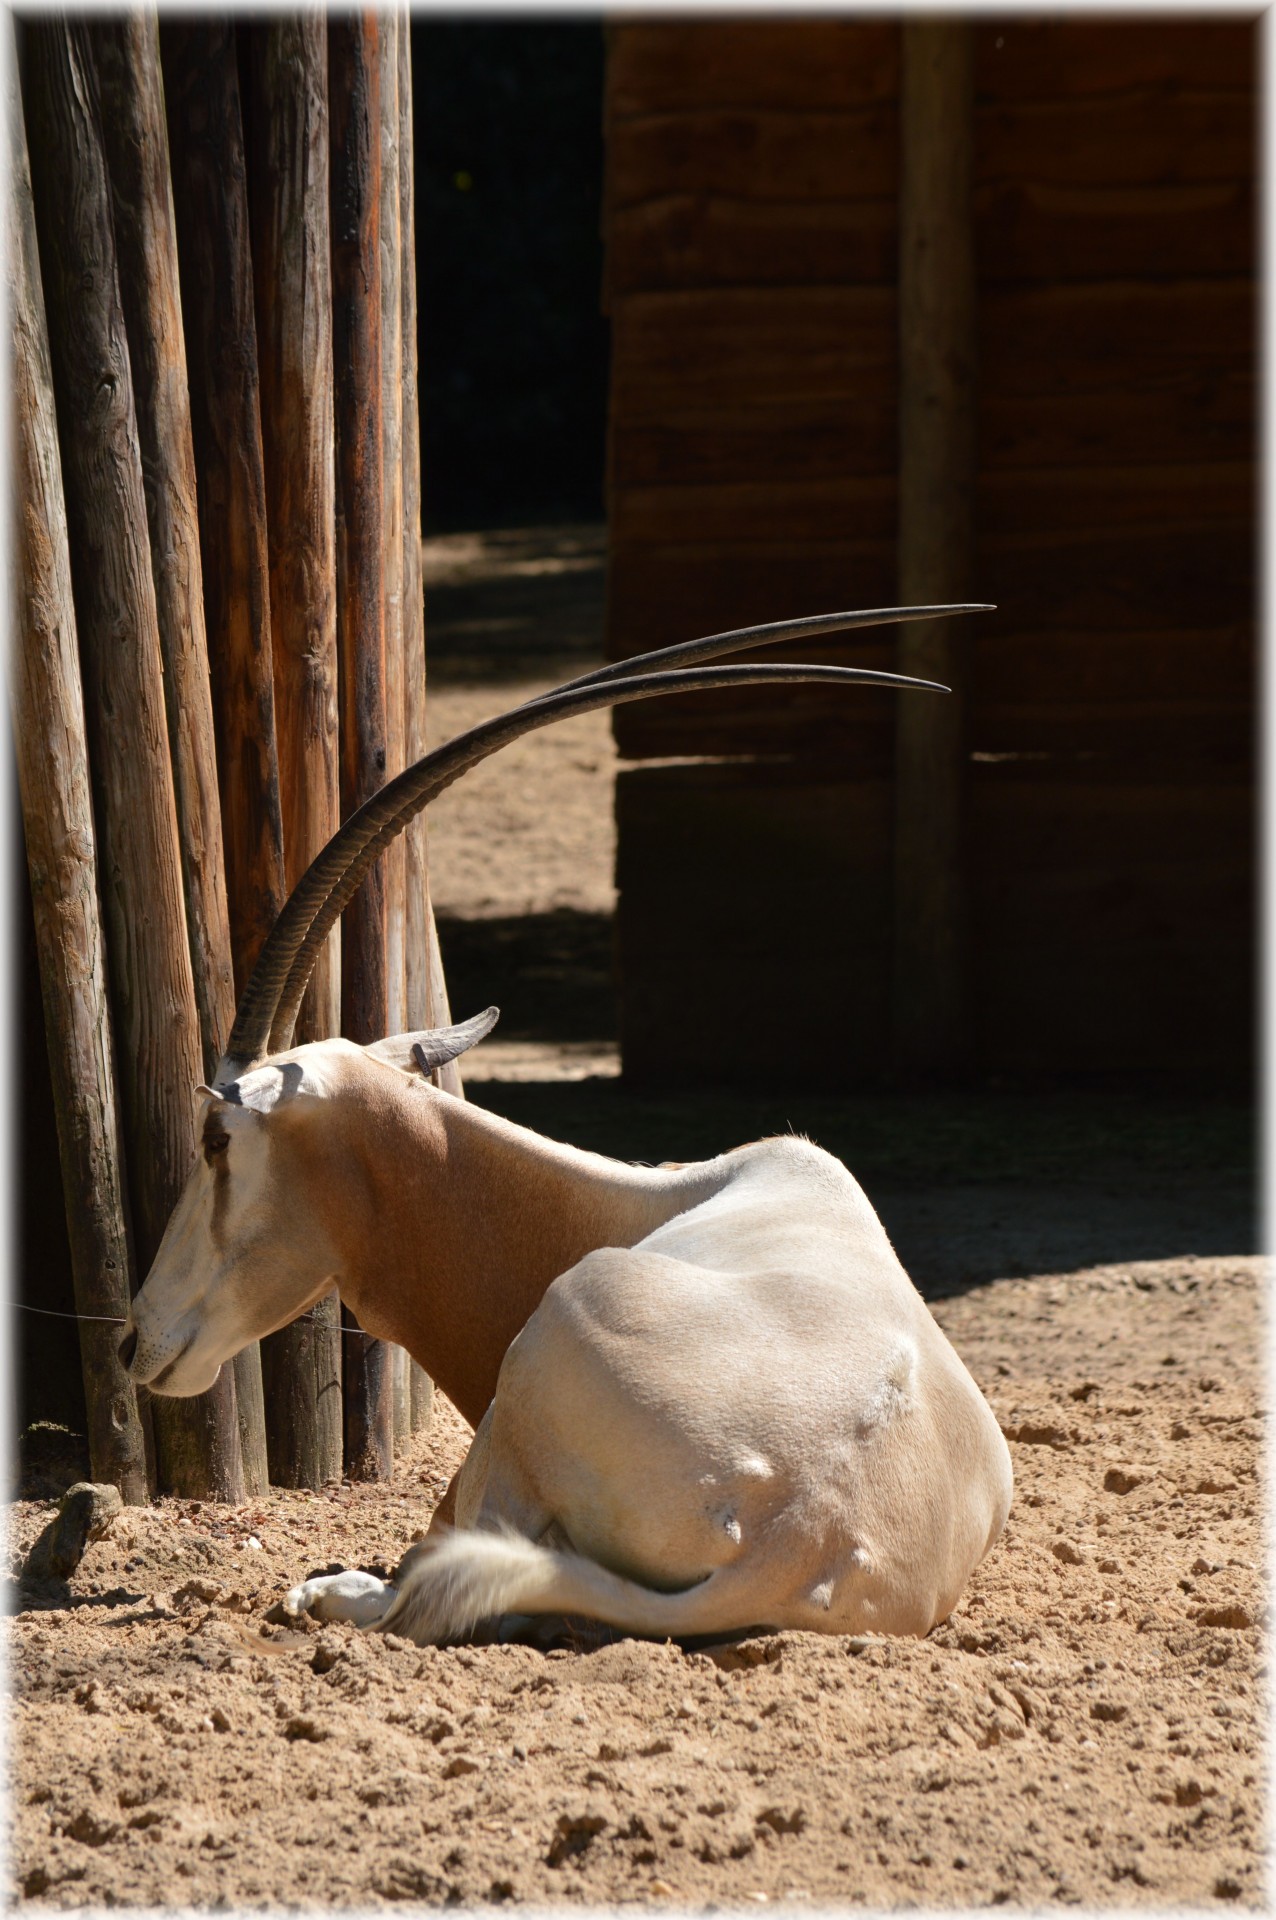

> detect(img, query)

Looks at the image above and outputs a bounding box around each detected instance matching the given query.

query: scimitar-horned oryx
[120,604,1013,1645]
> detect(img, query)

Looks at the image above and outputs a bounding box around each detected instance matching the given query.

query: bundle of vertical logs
[11,10,446,1500]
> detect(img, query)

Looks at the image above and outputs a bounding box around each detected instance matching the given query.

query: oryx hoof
[282,1569,395,1628]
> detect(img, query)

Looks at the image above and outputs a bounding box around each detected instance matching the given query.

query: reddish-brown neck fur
[301,1072,718,1427]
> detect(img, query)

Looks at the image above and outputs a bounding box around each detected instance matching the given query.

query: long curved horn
[530,602,994,702]
[216,603,988,1081]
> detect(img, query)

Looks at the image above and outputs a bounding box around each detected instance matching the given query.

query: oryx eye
[203,1127,230,1166]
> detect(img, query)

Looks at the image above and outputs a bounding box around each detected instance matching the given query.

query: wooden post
[162,17,296,1494]
[893,19,976,1078]
[246,12,345,1490]
[400,18,428,1044]
[399,22,463,1110]
[9,40,150,1503]
[399,23,440,1434]
[161,21,288,1008]
[21,17,246,1502]
[378,15,411,1458]
[380,12,408,1043]
[330,13,394,1481]
[91,15,237,1087]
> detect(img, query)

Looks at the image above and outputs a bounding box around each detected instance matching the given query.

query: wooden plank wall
[606,16,1255,1086]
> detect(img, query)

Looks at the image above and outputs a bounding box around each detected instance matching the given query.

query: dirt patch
[7,1256,1265,1910]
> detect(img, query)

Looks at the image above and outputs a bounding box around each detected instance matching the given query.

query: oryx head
[120,1012,500,1396]
[120,602,980,1396]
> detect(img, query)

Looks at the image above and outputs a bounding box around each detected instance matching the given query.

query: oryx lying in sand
[121,606,1013,1644]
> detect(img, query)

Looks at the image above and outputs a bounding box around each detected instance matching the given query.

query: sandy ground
[6,1256,1265,1910]
[8,529,1266,1909]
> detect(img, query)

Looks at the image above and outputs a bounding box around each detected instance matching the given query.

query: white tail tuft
[375,1527,735,1647]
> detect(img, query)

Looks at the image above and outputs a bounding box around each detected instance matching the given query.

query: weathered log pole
[247,11,344,1488]
[21,17,246,1502]
[399,23,463,1108]
[399,21,439,1434]
[9,41,150,1503]
[377,14,411,1457]
[380,12,408,1047]
[91,14,237,1088]
[330,12,394,1480]
[161,17,285,1493]
[893,19,977,1078]
[400,17,428,1044]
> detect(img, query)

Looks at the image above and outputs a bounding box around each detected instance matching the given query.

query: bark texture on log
[249,10,341,1054]
[163,17,289,1491]
[379,17,410,1456]
[92,14,236,1087]
[398,21,441,1429]
[380,12,408,1044]
[894,19,976,1078]
[330,13,392,1481]
[162,18,288,1008]
[397,24,462,1105]
[22,16,246,1501]
[248,10,343,1489]
[10,46,150,1503]
[400,18,428,1040]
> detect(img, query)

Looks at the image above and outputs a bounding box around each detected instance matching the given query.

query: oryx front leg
[283,1568,397,1629]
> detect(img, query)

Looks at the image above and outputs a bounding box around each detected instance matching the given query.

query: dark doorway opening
[411,18,609,531]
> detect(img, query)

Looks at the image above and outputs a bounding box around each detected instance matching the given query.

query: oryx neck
[328,1077,721,1427]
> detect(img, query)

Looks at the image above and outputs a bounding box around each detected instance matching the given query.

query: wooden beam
[162,16,282,1494]
[893,19,977,1078]
[378,14,410,1461]
[330,12,393,1481]
[9,36,150,1502]
[380,10,408,1044]
[92,14,236,1087]
[21,17,246,1500]
[399,19,444,1430]
[247,10,344,1491]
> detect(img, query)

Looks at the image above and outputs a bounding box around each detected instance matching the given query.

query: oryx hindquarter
[121,605,1013,1645]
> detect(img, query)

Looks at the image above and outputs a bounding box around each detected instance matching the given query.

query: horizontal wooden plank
[981,375,1254,474]
[610,287,895,418]
[973,949,1253,1081]
[611,474,897,547]
[607,541,903,760]
[977,179,1253,286]
[978,461,1253,537]
[607,108,896,208]
[607,194,897,298]
[609,284,1251,426]
[979,279,1254,394]
[975,90,1252,188]
[606,179,1252,299]
[975,522,1253,633]
[608,20,898,117]
[974,624,1252,709]
[972,708,1253,769]
[615,763,894,1085]
[607,372,1253,491]
[612,756,1253,1083]
[973,19,1254,102]
[609,401,897,491]
[611,463,1252,551]
[606,537,896,660]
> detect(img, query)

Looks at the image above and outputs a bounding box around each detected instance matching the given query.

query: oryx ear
[216,1060,308,1114]
[365,1006,500,1076]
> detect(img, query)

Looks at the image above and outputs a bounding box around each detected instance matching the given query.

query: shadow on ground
[462,1074,1257,1301]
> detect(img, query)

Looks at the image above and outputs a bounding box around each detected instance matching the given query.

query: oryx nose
[118,1328,138,1371]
